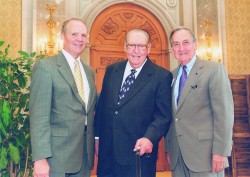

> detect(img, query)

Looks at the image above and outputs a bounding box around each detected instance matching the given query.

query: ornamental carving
[139,22,155,37]
[100,57,124,66]
[124,13,133,19]
[167,0,177,7]
[101,18,119,35]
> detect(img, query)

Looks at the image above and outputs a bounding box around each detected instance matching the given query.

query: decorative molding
[166,0,177,7]
[22,0,34,53]
[124,13,133,19]
[100,57,124,66]
[81,0,177,69]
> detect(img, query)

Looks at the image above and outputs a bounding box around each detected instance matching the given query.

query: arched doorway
[89,2,170,174]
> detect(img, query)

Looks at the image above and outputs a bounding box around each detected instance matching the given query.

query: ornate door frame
[89,3,170,92]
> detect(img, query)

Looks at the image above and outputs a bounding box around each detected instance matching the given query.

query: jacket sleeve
[210,63,234,156]
[144,70,173,145]
[29,60,53,161]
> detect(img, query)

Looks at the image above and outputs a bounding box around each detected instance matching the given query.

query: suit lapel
[112,61,127,106]
[172,68,178,114]
[82,62,96,113]
[177,58,204,111]
[117,59,155,108]
[57,53,86,109]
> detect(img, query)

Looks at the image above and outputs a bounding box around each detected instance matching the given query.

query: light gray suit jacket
[165,58,234,172]
[29,52,97,173]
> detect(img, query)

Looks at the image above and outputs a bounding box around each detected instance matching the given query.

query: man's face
[124,31,151,69]
[61,20,88,59]
[171,29,197,65]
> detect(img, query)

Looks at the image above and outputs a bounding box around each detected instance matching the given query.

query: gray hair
[169,26,196,46]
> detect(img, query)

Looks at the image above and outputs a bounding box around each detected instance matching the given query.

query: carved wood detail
[101,18,119,35]
[100,57,124,66]
[124,13,133,19]
[96,11,160,48]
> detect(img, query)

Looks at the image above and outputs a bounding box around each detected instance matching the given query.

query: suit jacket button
[115,111,118,114]
[175,118,179,122]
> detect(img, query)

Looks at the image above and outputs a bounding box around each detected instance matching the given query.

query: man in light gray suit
[30,18,97,177]
[165,27,234,177]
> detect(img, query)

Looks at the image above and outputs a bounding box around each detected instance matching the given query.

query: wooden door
[89,3,170,174]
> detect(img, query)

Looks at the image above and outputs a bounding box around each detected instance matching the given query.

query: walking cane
[135,149,141,177]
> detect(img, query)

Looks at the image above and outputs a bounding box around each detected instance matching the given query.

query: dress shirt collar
[125,57,148,78]
[178,55,197,76]
[62,49,81,72]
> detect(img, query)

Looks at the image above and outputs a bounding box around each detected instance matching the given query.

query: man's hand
[212,154,227,173]
[95,139,99,156]
[133,137,153,156]
[33,159,50,177]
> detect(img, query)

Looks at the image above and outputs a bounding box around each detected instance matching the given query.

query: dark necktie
[177,65,187,104]
[117,69,137,105]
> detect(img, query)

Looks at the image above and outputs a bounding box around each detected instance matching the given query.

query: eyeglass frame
[125,43,150,51]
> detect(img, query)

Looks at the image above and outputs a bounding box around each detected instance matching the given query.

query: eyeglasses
[126,44,148,51]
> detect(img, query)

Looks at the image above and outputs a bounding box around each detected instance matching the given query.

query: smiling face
[61,19,88,59]
[171,29,197,65]
[124,29,151,69]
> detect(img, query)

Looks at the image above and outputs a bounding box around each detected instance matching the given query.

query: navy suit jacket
[94,58,172,166]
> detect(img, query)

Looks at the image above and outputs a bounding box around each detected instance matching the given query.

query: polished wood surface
[229,75,250,177]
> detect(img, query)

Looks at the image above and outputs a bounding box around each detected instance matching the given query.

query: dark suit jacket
[29,52,97,173]
[165,58,234,172]
[94,58,172,166]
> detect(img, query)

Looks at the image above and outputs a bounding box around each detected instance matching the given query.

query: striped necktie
[177,65,187,104]
[74,60,86,103]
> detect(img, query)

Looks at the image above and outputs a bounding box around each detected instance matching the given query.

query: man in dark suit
[29,18,97,177]
[94,29,173,177]
[165,26,234,177]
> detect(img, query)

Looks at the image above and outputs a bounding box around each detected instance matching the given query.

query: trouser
[97,141,157,177]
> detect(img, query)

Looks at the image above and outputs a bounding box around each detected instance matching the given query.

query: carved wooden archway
[90,3,169,92]
[89,3,170,174]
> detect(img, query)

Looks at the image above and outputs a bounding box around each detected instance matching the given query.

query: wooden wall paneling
[229,75,250,177]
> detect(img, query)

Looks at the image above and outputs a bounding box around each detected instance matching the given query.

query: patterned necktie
[74,60,86,103]
[117,69,137,105]
[177,65,187,104]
